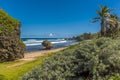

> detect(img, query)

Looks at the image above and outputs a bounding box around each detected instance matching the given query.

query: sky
[0,0,120,38]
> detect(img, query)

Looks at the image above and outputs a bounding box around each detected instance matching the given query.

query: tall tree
[93,6,111,36]
[106,14,120,38]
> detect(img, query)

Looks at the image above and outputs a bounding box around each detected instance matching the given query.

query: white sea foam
[23,39,68,46]
[24,39,43,44]
[51,41,67,44]
[26,43,42,46]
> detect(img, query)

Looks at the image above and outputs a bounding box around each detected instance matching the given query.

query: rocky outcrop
[0,9,26,62]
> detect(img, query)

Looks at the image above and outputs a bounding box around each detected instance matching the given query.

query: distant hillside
[67,32,99,41]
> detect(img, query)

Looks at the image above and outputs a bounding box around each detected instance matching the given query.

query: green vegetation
[21,5,120,80]
[0,9,25,62]
[0,9,19,34]
[93,5,120,38]
[0,52,58,80]
[1,5,120,80]
[22,38,120,80]
[42,40,53,49]
[106,14,120,39]
[75,32,99,41]
[93,6,111,36]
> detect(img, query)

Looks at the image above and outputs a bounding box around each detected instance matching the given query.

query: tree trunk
[101,20,105,36]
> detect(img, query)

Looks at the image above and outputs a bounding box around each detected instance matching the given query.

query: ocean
[22,38,78,52]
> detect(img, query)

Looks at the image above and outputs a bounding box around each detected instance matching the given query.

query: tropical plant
[106,14,120,38]
[42,40,53,49]
[93,5,111,36]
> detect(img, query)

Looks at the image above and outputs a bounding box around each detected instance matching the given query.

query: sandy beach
[8,48,66,68]
[21,48,66,61]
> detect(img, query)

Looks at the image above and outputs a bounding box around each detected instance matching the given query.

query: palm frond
[92,17,101,23]
[96,10,102,17]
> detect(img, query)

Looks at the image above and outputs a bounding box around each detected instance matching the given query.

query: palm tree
[106,14,120,38]
[107,14,119,27]
[93,6,111,36]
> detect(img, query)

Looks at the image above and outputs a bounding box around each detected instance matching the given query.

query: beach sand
[21,48,65,61]
[7,48,66,68]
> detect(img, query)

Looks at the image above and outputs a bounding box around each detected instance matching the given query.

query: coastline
[23,47,66,60]
[22,38,77,52]
[7,48,66,68]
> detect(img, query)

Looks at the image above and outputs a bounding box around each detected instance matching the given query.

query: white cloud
[49,33,53,37]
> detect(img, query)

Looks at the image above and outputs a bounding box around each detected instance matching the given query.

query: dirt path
[7,48,65,68]
[21,48,65,61]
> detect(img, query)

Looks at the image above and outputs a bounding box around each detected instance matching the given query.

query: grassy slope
[0,44,78,80]
[0,52,58,80]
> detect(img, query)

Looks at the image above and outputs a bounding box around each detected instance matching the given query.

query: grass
[0,52,57,80]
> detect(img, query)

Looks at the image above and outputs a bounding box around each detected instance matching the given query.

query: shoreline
[23,47,66,60]
[25,46,67,53]
[7,48,66,68]
[24,39,78,52]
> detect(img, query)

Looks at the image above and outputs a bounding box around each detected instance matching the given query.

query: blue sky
[0,0,120,38]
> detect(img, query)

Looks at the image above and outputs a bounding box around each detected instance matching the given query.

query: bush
[0,9,26,62]
[74,38,120,79]
[42,40,52,50]
[76,33,98,41]
[22,38,120,80]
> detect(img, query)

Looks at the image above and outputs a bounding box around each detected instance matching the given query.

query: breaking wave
[23,39,67,46]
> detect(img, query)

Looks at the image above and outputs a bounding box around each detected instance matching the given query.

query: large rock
[0,9,26,62]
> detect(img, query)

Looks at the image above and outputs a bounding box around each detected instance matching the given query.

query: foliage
[108,75,120,80]
[21,38,120,80]
[106,14,120,39]
[93,5,120,39]
[75,33,98,41]
[93,5,111,36]
[42,40,53,49]
[0,51,57,80]
[0,9,25,62]
[0,9,20,34]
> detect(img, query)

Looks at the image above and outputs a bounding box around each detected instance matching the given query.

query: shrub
[74,38,120,79]
[75,33,99,41]
[0,9,26,62]
[22,38,120,80]
[42,40,52,50]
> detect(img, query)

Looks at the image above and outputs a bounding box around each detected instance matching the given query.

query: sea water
[22,38,78,52]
